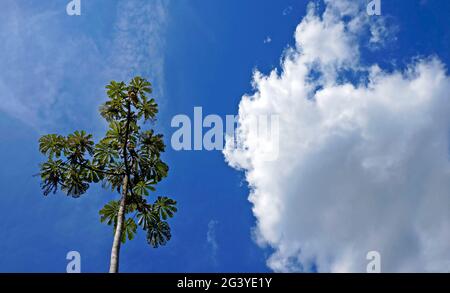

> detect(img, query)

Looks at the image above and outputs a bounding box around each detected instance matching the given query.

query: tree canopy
[38,77,177,249]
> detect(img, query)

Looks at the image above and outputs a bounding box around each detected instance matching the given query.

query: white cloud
[224,0,450,272]
[207,220,219,264]
[107,0,169,95]
[0,0,168,131]
[282,6,293,16]
[0,2,96,131]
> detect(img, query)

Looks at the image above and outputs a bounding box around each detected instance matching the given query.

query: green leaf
[84,162,104,183]
[146,220,171,248]
[132,181,156,197]
[130,76,152,96]
[39,134,66,158]
[156,162,169,178]
[102,161,125,193]
[139,130,165,156]
[94,139,119,167]
[65,130,94,163]
[61,165,89,197]
[99,200,120,226]
[106,81,127,99]
[121,218,138,244]
[39,159,66,196]
[105,121,123,144]
[137,97,158,122]
[154,196,177,220]
[100,98,126,122]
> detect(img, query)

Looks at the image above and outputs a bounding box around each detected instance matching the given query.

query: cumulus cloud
[224,0,450,272]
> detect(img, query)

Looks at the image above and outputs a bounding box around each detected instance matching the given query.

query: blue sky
[0,0,449,272]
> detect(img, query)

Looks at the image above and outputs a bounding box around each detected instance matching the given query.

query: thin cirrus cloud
[206,220,219,265]
[0,1,92,131]
[224,0,450,272]
[106,0,168,93]
[0,0,168,132]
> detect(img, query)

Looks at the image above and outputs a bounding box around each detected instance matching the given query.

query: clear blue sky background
[0,0,448,272]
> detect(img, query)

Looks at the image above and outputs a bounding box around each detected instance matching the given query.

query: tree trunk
[109,175,128,273]
[109,99,132,273]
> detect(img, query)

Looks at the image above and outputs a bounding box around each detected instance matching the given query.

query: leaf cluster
[38,77,177,248]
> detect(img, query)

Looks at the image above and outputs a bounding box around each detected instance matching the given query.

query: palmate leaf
[99,200,136,227]
[85,162,104,183]
[100,201,138,244]
[100,200,120,226]
[66,131,95,163]
[61,166,89,197]
[100,200,138,226]
[154,196,177,220]
[129,76,152,96]
[102,161,125,193]
[106,81,127,99]
[137,197,176,248]
[105,121,123,143]
[146,220,171,248]
[128,77,152,108]
[139,130,165,157]
[137,210,159,230]
[137,97,158,122]
[155,161,169,180]
[100,99,126,122]
[137,154,169,183]
[134,197,157,228]
[132,181,156,197]
[126,193,150,213]
[39,134,66,158]
[94,139,119,166]
[40,159,66,196]
[121,218,138,244]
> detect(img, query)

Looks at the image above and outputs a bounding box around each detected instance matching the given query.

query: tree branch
[73,161,125,177]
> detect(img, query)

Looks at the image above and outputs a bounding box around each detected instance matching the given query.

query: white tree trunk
[109,176,128,273]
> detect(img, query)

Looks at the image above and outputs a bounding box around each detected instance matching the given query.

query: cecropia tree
[38,77,177,273]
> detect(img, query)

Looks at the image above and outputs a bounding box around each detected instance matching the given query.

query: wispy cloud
[0,0,169,132]
[282,6,293,16]
[107,0,169,95]
[206,220,219,265]
[0,2,97,131]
